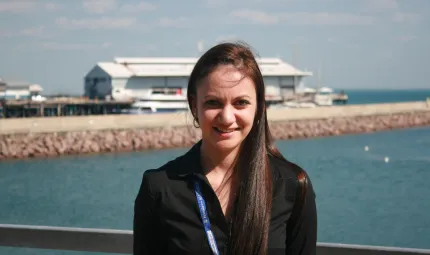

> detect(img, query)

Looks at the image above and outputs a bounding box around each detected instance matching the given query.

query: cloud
[288,12,375,25]
[101,42,113,48]
[158,17,192,28]
[146,44,157,51]
[327,37,338,43]
[0,28,12,37]
[364,0,398,12]
[45,2,62,11]
[40,41,112,50]
[228,9,376,25]
[397,35,417,43]
[392,12,421,24]
[0,1,36,13]
[0,26,54,38]
[216,34,240,43]
[56,17,137,30]
[82,0,156,14]
[19,26,49,37]
[230,10,279,24]
[82,0,116,14]
[120,2,156,13]
[207,0,283,7]
[206,0,230,7]
[41,42,95,50]
[0,1,61,13]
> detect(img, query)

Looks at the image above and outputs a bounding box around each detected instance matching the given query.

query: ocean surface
[335,89,430,105]
[0,89,430,254]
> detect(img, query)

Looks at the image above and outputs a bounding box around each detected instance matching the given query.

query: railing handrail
[1,224,430,254]
[0,223,132,254]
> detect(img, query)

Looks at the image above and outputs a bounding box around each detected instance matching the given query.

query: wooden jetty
[0,97,133,118]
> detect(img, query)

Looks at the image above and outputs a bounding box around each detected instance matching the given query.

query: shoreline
[1,101,429,135]
[1,106,430,160]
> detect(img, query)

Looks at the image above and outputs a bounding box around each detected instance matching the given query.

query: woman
[134,42,317,255]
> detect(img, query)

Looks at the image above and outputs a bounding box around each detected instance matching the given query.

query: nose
[217,105,235,126]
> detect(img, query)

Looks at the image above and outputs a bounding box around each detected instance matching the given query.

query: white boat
[122,101,189,114]
[313,86,334,106]
[283,101,316,108]
[122,94,189,114]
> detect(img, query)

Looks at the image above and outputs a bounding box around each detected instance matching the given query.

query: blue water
[0,89,429,254]
[0,126,429,254]
[336,89,430,105]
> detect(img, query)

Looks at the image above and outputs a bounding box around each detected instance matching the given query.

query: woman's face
[194,64,257,153]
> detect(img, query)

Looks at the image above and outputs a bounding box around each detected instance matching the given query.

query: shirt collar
[173,139,205,178]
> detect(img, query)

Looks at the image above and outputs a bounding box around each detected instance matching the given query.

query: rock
[0,111,429,160]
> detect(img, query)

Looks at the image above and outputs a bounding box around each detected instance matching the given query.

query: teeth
[216,127,234,133]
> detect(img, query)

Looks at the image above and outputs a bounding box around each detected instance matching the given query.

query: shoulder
[138,152,189,197]
[142,155,183,179]
[137,141,201,198]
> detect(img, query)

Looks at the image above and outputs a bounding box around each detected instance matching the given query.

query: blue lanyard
[194,180,221,255]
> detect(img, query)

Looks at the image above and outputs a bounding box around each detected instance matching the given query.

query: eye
[204,100,220,106]
[236,100,250,106]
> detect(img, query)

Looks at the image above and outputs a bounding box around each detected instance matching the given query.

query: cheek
[234,109,257,129]
[242,104,257,122]
[198,109,217,125]
[242,112,256,127]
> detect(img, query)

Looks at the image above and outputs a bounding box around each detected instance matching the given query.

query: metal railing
[1,224,430,255]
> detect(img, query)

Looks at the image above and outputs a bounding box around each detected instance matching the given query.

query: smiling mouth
[213,127,240,133]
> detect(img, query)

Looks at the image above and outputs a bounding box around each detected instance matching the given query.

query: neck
[200,141,241,176]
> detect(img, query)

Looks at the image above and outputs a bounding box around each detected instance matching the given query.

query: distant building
[84,57,312,102]
[0,77,43,100]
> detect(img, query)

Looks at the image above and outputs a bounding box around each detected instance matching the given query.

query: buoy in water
[364,146,369,151]
[384,157,389,163]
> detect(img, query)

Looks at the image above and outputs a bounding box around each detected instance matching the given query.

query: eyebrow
[204,94,252,100]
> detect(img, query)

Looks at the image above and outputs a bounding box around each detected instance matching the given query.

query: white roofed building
[84,57,312,103]
[0,77,43,100]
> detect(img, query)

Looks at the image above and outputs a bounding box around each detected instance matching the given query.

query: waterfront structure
[0,77,43,100]
[84,57,313,109]
[0,97,133,118]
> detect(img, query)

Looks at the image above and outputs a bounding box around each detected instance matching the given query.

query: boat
[313,86,334,106]
[121,93,189,114]
[282,101,317,108]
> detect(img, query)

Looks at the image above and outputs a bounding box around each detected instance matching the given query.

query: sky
[0,0,429,95]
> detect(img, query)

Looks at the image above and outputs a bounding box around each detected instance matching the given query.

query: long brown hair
[187,41,306,255]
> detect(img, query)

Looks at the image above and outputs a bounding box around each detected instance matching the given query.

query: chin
[208,133,246,153]
[212,139,242,151]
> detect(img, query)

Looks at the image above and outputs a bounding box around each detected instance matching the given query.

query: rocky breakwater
[1,111,430,160]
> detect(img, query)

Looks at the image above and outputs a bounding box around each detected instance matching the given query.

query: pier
[0,97,133,118]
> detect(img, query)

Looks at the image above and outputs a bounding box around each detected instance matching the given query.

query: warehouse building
[84,57,312,103]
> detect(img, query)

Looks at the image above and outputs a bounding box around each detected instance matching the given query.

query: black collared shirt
[133,141,317,255]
